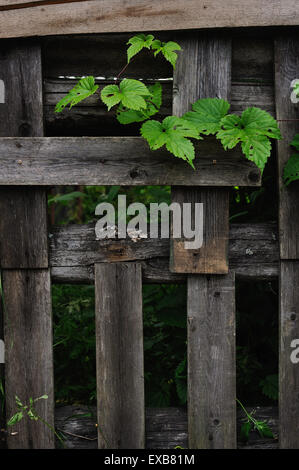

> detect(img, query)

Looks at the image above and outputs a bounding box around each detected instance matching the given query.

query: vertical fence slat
[171,33,236,448]
[0,40,54,449]
[188,272,236,448]
[170,34,231,274]
[95,262,144,449]
[275,35,299,449]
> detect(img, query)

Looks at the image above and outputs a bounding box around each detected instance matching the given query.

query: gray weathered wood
[49,222,279,283]
[0,40,54,449]
[3,270,54,449]
[54,405,279,450]
[275,36,299,259]
[188,272,236,449]
[0,136,261,187]
[279,261,299,449]
[275,36,299,450]
[171,35,232,274]
[95,263,144,449]
[0,0,298,39]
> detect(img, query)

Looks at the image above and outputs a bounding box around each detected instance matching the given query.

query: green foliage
[141,116,201,168]
[116,82,162,124]
[294,81,299,98]
[183,98,230,135]
[48,191,85,206]
[151,40,181,69]
[127,34,154,62]
[184,100,281,172]
[101,78,152,111]
[55,76,98,113]
[259,374,278,401]
[283,134,299,186]
[237,399,274,443]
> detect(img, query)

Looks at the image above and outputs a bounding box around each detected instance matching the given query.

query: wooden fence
[0,6,298,449]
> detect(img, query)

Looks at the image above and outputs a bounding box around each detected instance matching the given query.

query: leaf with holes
[117,82,162,124]
[183,98,230,135]
[217,107,281,172]
[127,34,155,62]
[101,79,152,111]
[55,76,99,113]
[141,116,201,168]
[151,40,181,69]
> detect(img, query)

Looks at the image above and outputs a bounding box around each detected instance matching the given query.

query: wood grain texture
[0,0,298,39]
[188,272,236,449]
[171,34,232,274]
[0,41,48,268]
[275,36,299,259]
[55,405,279,450]
[49,222,279,283]
[3,270,54,449]
[0,136,261,186]
[0,40,54,449]
[279,261,299,449]
[95,263,144,449]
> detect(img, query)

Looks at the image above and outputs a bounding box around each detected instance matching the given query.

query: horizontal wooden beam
[0,1,298,39]
[0,137,261,186]
[50,222,279,283]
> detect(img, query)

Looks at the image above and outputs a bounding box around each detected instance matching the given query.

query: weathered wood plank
[0,0,298,39]
[49,222,279,283]
[171,35,232,274]
[54,405,279,449]
[188,272,236,449]
[279,261,299,449]
[0,136,261,186]
[275,36,299,259]
[0,40,54,449]
[95,263,144,449]
[3,270,54,449]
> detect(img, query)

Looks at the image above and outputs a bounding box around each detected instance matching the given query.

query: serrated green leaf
[141,115,201,167]
[127,34,154,63]
[152,40,181,68]
[183,98,230,135]
[291,134,299,151]
[101,79,151,111]
[283,153,299,186]
[217,107,281,172]
[259,374,278,400]
[117,82,162,124]
[55,76,98,113]
[241,135,272,171]
[7,411,23,427]
[255,420,274,439]
[240,421,252,443]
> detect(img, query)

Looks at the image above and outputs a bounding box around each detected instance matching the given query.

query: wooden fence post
[95,262,144,449]
[188,272,236,448]
[171,33,237,448]
[0,40,54,449]
[275,35,299,449]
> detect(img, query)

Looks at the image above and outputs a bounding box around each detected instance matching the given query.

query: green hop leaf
[55,76,98,113]
[217,107,281,172]
[127,34,154,63]
[101,78,151,111]
[240,420,252,443]
[295,82,299,98]
[141,115,201,168]
[259,374,278,400]
[283,153,299,186]
[254,420,274,439]
[151,40,181,69]
[7,411,23,427]
[291,133,299,151]
[117,82,162,124]
[183,98,230,135]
